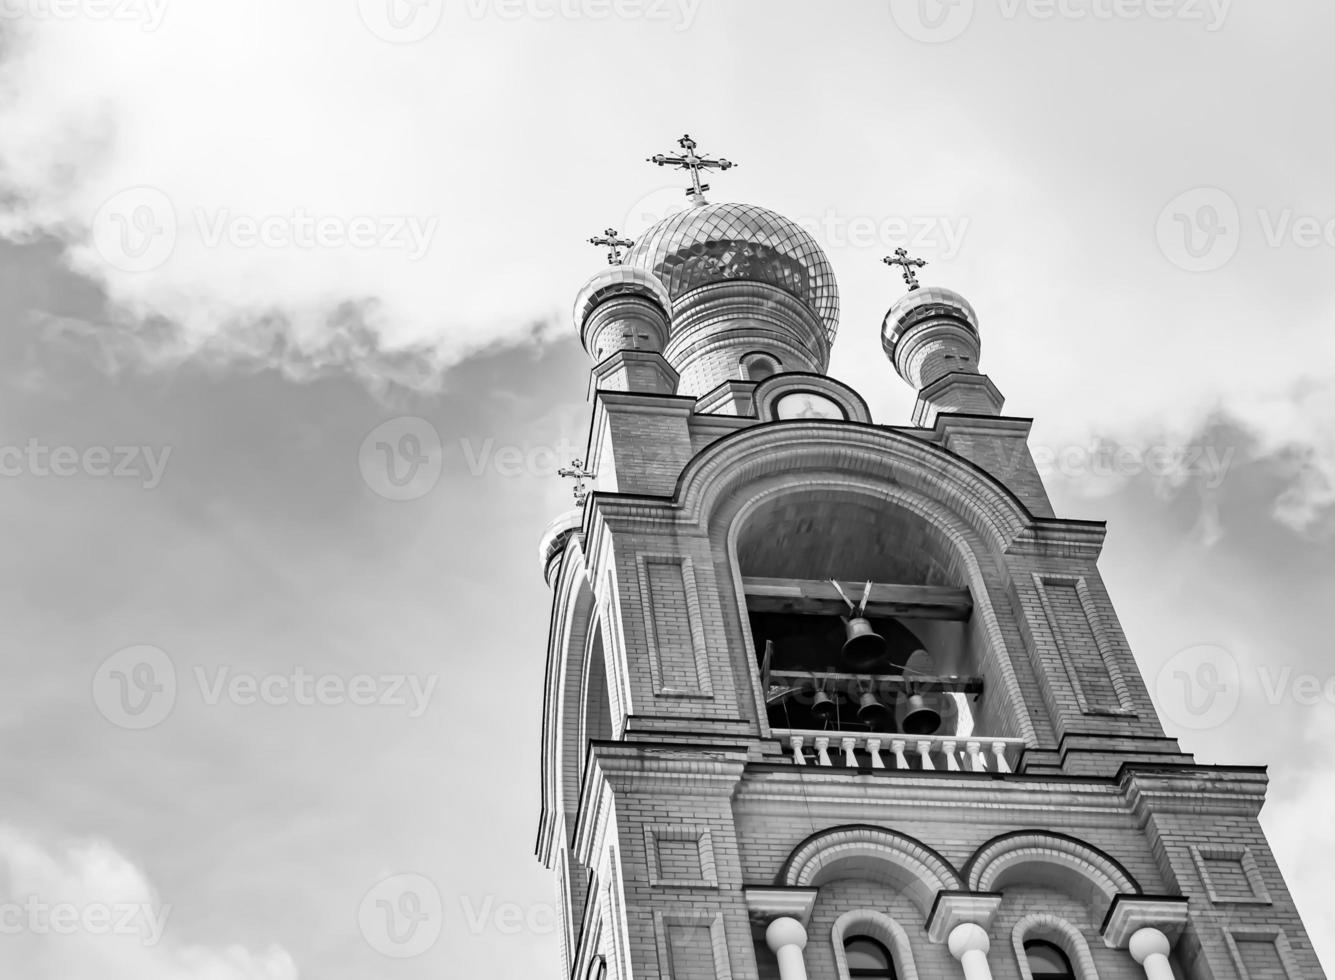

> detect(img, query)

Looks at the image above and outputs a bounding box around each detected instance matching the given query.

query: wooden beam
[742,577,972,621]
[768,670,984,697]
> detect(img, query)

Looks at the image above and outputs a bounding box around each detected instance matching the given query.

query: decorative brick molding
[743,887,818,928]
[780,825,962,918]
[1223,928,1302,980]
[1011,913,1101,980]
[636,554,714,699]
[1032,573,1136,716]
[966,832,1139,915]
[653,909,733,980]
[644,824,718,888]
[1189,845,1272,905]
[831,909,921,980]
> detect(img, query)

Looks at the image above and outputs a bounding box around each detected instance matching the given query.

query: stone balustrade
[775,728,1023,773]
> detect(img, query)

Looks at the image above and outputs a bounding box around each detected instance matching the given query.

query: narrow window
[845,935,897,979]
[1024,939,1076,980]
[741,352,780,381]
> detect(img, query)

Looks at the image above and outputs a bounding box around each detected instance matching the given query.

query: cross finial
[557,458,597,506]
[647,133,736,205]
[588,227,635,265]
[883,247,928,290]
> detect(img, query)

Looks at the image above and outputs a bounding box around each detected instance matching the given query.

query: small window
[1025,939,1076,980]
[741,352,780,382]
[845,936,897,979]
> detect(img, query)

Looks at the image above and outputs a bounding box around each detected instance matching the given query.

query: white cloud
[0,827,298,980]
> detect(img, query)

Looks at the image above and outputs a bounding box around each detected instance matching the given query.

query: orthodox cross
[648,134,736,204]
[883,247,928,290]
[588,227,634,265]
[557,458,597,506]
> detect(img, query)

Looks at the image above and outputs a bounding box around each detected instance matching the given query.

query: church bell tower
[535,135,1325,980]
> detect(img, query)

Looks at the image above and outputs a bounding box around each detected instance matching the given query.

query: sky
[0,0,1332,977]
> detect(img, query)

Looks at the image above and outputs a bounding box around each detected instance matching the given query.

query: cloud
[0,827,297,980]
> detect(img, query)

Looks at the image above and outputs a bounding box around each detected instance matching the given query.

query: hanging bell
[898,693,943,736]
[841,617,888,669]
[811,687,837,721]
[857,689,894,730]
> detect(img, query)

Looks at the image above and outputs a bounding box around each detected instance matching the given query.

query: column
[1129,927,1174,980]
[765,917,809,980]
[947,922,993,980]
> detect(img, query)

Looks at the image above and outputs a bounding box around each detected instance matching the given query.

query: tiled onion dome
[572,265,672,333]
[881,285,979,358]
[621,202,840,341]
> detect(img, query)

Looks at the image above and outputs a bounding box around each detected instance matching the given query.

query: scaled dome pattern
[621,202,840,341]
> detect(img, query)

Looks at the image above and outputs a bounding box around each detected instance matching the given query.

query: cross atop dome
[647,134,736,205]
[588,227,634,265]
[883,247,928,291]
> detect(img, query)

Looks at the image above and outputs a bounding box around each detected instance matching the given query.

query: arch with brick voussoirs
[963,831,1142,924]
[673,422,1043,745]
[779,825,964,921]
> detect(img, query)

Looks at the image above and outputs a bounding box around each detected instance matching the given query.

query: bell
[812,688,837,721]
[841,617,888,669]
[857,690,894,730]
[899,693,943,736]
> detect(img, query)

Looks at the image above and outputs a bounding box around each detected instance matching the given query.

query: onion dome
[573,266,671,341]
[880,285,979,362]
[621,202,840,342]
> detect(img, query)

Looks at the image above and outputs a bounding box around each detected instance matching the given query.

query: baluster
[991,741,1012,774]
[866,737,885,769]
[942,739,961,771]
[917,739,935,771]
[814,736,832,767]
[966,740,986,772]
[890,738,910,770]
[790,735,806,765]
[841,737,858,767]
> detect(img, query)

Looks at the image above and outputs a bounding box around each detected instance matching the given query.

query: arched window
[844,936,897,979]
[741,352,780,382]
[1024,940,1076,980]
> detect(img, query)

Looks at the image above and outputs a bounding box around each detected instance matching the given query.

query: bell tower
[535,137,1326,980]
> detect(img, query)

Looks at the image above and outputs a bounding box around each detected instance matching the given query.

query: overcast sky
[0,1,1332,977]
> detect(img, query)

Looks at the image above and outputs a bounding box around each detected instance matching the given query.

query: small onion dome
[880,285,980,362]
[621,202,840,342]
[572,266,671,351]
[538,508,584,585]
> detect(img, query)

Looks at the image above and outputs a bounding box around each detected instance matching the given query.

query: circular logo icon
[90,186,177,274]
[621,185,694,240]
[358,416,443,502]
[357,0,445,43]
[1154,643,1243,732]
[887,0,976,43]
[359,873,443,958]
[1155,186,1241,272]
[92,644,177,730]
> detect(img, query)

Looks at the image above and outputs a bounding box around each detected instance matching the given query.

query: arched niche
[965,832,1140,925]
